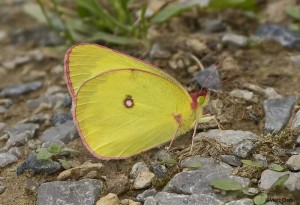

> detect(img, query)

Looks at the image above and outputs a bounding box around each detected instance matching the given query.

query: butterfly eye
[197,96,206,105]
[124,95,134,108]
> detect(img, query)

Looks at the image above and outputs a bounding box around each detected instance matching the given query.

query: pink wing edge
[72,68,183,160]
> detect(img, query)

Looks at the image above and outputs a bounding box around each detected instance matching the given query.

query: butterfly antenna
[204,75,239,90]
[199,55,227,94]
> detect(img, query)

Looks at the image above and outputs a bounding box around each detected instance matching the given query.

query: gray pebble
[130,162,149,179]
[0,152,18,168]
[136,189,157,202]
[195,64,222,90]
[0,106,7,114]
[27,93,65,110]
[296,136,300,146]
[51,112,72,126]
[253,154,268,167]
[233,140,255,158]
[285,155,300,171]
[195,129,259,146]
[37,179,103,205]
[6,123,39,148]
[290,55,300,68]
[222,33,248,47]
[220,155,241,167]
[286,147,300,156]
[0,81,42,97]
[229,89,254,101]
[203,19,226,33]
[8,147,23,159]
[41,120,78,144]
[263,96,297,134]
[16,151,62,175]
[150,164,168,179]
[256,24,300,50]
[144,192,223,205]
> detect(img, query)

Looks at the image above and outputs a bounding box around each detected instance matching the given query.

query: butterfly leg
[166,125,180,151]
[189,120,199,154]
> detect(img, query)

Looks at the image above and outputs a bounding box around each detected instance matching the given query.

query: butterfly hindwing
[74,69,194,159]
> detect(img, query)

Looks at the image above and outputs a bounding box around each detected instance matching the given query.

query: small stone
[220,155,241,167]
[16,151,62,175]
[18,113,51,124]
[85,170,98,179]
[233,140,255,158]
[41,120,78,144]
[133,171,155,190]
[130,162,149,178]
[106,174,129,195]
[51,65,64,75]
[0,152,18,168]
[259,169,287,190]
[51,112,72,126]
[292,110,300,129]
[222,33,248,47]
[264,87,282,99]
[38,179,103,205]
[195,129,259,146]
[225,198,253,205]
[136,189,157,202]
[149,43,171,59]
[229,89,254,101]
[120,199,141,205]
[154,150,174,163]
[15,56,31,65]
[8,147,23,159]
[0,185,6,195]
[27,93,66,110]
[0,106,7,114]
[185,38,207,54]
[96,193,120,205]
[0,81,42,97]
[263,96,297,134]
[57,161,103,180]
[27,139,42,149]
[26,178,39,192]
[203,19,226,33]
[195,64,222,90]
[253,154,268,167]
[285,155,300,171]
[6,123,39,148]
[256,24,300,50]
[286,147,300,156]
[2,61,16,70]
[144,192,223,205]
[150,164,167,179]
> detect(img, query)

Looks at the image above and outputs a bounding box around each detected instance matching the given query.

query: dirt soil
[1,1,300,205]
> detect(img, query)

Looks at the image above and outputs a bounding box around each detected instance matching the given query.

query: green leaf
[270,174,289,190]
[62,147,80,153]
[185,163,202,170]
[161,158,177,165]
[209,0,258,11]
[268,163,285,172]
[210,179,243,191]
[36,148,53,160]
[47,143,62,155]
[242,187,258,196]
[285,6,300,20]
[254,193,268,205]
[58,159,72,169]
[288,23,300,31]
[241,160,264,168]
[88,31,136,45]
[151,4,194,23]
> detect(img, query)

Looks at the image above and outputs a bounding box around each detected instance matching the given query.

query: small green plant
[285,5,300,31]
[241,160,264,168]
[36,142,78,169]
[209,172,290,205]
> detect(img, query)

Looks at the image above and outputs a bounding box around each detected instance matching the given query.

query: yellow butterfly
[64,44,213,160]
